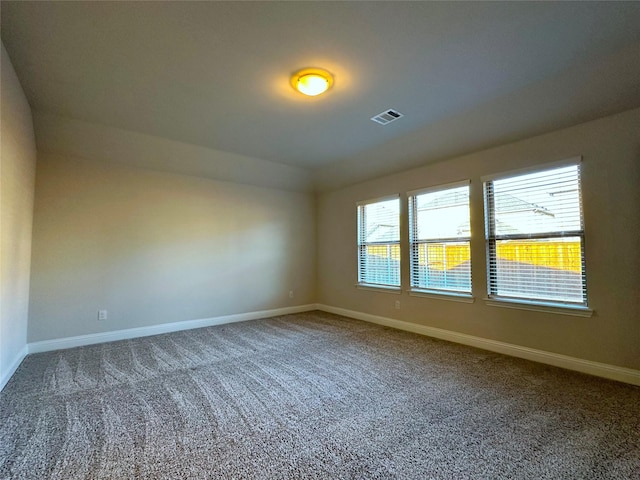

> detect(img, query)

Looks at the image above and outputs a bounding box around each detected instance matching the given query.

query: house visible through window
[357,196,400,288]
[483,161,587,306]
[408,182,471,295]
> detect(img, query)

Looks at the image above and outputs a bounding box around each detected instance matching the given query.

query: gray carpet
[1,311,639,479]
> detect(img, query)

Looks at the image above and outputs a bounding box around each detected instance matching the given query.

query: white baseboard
[317,304,640,387]
[28,304,318,354]
[0,345,28,391]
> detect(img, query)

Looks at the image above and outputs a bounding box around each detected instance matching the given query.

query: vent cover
[371,109,404,125]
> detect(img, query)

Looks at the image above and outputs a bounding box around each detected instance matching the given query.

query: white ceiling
[2,1,640,189]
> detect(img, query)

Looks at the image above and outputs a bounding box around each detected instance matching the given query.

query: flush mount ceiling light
[291,68,334,96]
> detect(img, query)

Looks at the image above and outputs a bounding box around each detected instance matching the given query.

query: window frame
[408,180,473,299]
[356,195,401,290]
[482,158,592,315]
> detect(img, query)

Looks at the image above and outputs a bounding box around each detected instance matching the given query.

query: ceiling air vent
[371,109,404,125]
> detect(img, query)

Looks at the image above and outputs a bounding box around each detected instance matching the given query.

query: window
[408,182,472,295]
[357,196,400,288]
[483,161,587,306]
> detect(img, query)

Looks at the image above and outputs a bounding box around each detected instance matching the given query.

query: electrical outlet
[395,300,401,309]
[289,290,294,298]
[98,310,108,321]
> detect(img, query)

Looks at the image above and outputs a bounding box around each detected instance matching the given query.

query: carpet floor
[1,311,639,479]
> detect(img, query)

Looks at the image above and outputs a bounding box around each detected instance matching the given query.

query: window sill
[484,297,594,317]
[408,289,475,303]
[356,283,402,294]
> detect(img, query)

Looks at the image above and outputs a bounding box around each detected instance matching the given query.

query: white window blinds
[484,163,587,305]
[357,197,400,287]
[409,183,471,294]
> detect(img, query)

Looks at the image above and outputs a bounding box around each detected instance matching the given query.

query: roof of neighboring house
[494,194,554,217]
[364,223,399,243]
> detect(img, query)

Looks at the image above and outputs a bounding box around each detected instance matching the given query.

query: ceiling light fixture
[291,68,334,96]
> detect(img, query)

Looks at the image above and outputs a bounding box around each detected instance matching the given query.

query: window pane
[413,241,471,292]
[414,186,470,239]
[492,237,585,303]
[492,165,582,236]
[485,162,587,305]
[358,197,400,287]
[360,198,400,243]
[410,184,471,293]
[360,244,401,286]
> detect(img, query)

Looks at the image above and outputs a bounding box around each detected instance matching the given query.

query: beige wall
[318,108,640,370]
[28,153,316,342]
[0,43,37,383]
